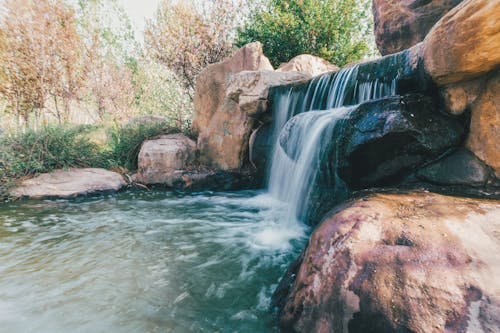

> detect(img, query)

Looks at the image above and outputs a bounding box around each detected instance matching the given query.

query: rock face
[196,62,308,171]
[11,168,126,199]
[276,54,339,77]
[136,134,196,186]
[417,148,495,186]
[337,94,465,188]
[273,192,500,333]
[465,73,500,177]
[373,0,463,55]
[422,0,500,85]
[192,42,273,136]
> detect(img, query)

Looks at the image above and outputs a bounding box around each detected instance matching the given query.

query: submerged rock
[136,134,196,186]
[273,192,500,333]
[11,168,126,199]
[373,0,463,55]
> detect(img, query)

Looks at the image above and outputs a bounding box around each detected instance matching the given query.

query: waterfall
[267,64,398,224]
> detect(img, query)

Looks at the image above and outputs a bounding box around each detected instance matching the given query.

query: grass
[0,121,191,198]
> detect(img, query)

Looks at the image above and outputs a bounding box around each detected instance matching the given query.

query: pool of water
[0,190,308,333]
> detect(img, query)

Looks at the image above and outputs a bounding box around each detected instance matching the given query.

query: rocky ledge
[272,191,500,333]
[11,168,127,199]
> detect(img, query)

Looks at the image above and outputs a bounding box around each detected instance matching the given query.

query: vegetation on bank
[0,122,188,198]
[0,0,377,198]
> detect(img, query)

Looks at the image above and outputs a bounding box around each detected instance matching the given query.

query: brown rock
[192,42,273,136]
[440,76,486,115]
[196,67,308,171]
[11,168,126,199]
[422,0,500,85]
[275,192,500,333]
[373,0,463,56]
[226,70,310,116]
[466,73,500,177]
[136,134,196,185]
[276,54,339,77]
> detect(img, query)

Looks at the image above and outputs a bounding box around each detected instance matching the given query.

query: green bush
[0,125,110,197]
[237,0,374,68]
[107,121,185,171]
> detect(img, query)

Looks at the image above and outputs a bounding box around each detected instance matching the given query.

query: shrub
[0,125,109,197]
[107,121,185,171]
[237,0,374,68]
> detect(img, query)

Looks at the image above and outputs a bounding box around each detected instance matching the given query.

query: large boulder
[136,134,196,186]
[276,54,339,77]
[11,168,126,199]
[192,42,273,136]
[422,0,500,85]
[273,192,500,333]
[465,73,500,177]
[196,68,309,171]
[372,0,463,56]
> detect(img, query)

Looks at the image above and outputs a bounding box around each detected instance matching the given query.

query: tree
[0,0,85,126]
[236,0,374,68]
[144,0,242,97]
[76,0,138,122]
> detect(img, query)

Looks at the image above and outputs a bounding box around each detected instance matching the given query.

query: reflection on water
[0,190,307,333]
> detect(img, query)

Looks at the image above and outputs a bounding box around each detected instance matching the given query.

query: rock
[373,0,463,56]
[249,123,273,173]
[192,42,273,136]
[170,169,257,191]
[273,192,500,333]
[440,76,486,115]
[136,134,196,186]
[11,168,126,199]
[422,0,500,85]
[276,54,339,77]
[196,68,308,171]
[226,70,310,116]
[127,115,169,125]
[466,73,500,177]
[417,148,495,186]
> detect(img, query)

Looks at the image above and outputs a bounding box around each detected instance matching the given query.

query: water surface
[0,190,307,333]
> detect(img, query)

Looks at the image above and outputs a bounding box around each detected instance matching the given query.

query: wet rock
[11,168,126,199]
[417,148,495,186]
[338,94,466,188]
[249,123,273,173]
[422,0,500,85]
[373,0,463,55]
[136,134,196,186]
[170,169,257,191]
[465,73,500,177]
[273,192,500,333]
[276,54,339,77]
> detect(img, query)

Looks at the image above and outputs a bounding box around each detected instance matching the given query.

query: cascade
[267,64,398,223]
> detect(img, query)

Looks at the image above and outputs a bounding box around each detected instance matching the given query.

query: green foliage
[237,0,374,68]
[0,125,110,197]
[107,121,183,171]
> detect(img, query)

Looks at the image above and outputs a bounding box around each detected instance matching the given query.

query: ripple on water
[0,190,307,333]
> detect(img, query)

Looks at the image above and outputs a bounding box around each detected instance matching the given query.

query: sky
[116,0,161,38]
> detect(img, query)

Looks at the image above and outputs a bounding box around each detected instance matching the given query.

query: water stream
[0,190,307,332]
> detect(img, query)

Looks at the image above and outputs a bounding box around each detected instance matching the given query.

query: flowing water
[267,65,398,223]
[0,190,307,332]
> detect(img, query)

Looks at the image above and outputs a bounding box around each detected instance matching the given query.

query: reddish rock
[274,192,500,333]
[373,0,463,55]
[277,54,339,77]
